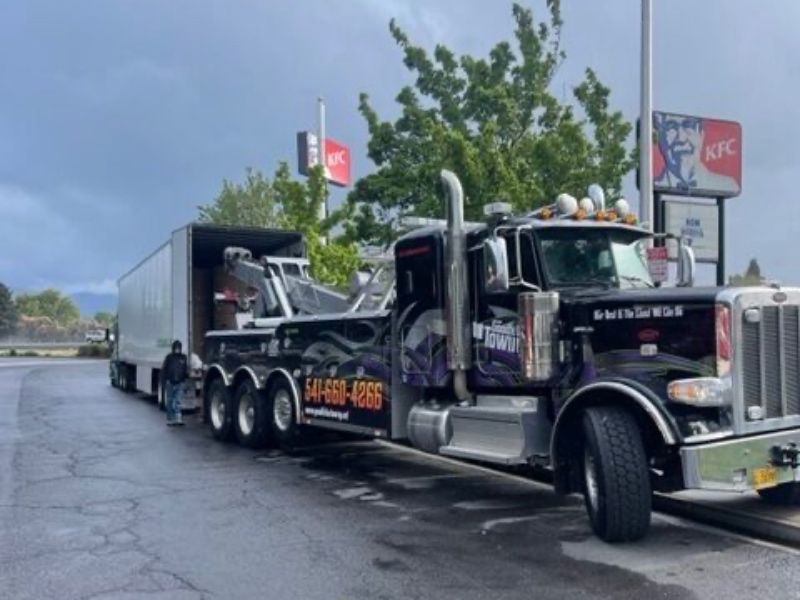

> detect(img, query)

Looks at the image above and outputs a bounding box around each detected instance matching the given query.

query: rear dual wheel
[207,377,298,449]
[234,379,271,449]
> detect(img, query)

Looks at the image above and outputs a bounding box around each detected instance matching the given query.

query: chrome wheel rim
[238,391,255,437]
[273,389,293,432]
[211,389,226,430]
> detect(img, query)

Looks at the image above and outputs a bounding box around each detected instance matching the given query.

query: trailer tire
[757,482,800,505]
[268,378,298,449]
[581,405,651,543]
[207,379,235,442]
[234,379,271,449]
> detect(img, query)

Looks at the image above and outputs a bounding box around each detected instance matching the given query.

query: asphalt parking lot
[2,360,799,600]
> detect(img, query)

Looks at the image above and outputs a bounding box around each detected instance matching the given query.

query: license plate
[752,465,779,490]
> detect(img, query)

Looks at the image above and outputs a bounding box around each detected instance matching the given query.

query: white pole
[639,0,653,235]
[317,96,328,245]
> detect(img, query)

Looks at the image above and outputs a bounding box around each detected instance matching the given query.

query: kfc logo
[323,138,351,188]
[652,112,742,199]
[297,132,352,188]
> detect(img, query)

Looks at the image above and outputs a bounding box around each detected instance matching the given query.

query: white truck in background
[110,222,309,410]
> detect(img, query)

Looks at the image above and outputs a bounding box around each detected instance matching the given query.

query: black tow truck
[199,170,800,543]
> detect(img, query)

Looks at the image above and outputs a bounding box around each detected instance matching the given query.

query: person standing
[161,340,188,426]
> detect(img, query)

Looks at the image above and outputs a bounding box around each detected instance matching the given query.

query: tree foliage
[198,163,360,287]
[15,288,80,325]
[729,258,764,287]
[0,282,18,337]
[93,311,115,327]
[344,1,637,247]
[197,167,282,228]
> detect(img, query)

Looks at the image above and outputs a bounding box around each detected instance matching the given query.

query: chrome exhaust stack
[440,170,472,402]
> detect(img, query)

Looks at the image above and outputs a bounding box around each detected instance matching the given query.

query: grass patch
[77,344,111,359]
[0,347,81,358]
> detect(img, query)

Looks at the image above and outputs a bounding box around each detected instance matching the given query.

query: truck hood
[562,286,720,384]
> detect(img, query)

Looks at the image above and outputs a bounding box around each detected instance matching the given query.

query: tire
[207,378,235,442]
[581,405,652,543]
[234,379,271,449]
[268,378,298,449]
[757,482,800,505]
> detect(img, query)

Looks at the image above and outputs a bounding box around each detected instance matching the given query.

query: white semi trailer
[110,223,308,409]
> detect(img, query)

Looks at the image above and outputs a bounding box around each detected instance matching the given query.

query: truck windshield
[538,227,654,289]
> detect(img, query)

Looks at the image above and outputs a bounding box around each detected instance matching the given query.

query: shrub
[9,348,17,357]
[78,344,111,358]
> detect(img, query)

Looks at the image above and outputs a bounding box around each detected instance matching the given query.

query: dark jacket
[161,352,189,385]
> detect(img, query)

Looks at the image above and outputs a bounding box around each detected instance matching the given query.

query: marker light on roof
[555,193,578,217]
[579,197,595,216]
[614,199,630,218]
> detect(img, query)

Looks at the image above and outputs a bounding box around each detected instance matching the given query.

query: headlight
[667,377,731,407]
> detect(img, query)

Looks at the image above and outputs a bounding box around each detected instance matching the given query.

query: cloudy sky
[0,0,796,294]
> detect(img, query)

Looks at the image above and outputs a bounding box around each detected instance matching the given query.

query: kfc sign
[649,112,742,199]
[296,131,352,188]
[324,138,351,188]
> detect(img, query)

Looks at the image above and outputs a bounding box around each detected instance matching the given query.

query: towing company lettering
[593,305,685,321]
[476,321,520,354]
[304,377,384,413]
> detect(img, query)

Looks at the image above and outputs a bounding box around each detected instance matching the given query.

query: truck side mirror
[677,240,696,287]
[484,237,510,293]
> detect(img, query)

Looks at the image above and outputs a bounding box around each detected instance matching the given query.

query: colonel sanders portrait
[653,113,740,196]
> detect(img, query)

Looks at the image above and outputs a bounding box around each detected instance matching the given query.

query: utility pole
[639,0,654,239]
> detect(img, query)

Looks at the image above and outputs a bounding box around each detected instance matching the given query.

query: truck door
[394,232,448,388]
[473,228,544,388]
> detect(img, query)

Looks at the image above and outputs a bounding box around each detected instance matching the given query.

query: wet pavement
[1,360,799,600]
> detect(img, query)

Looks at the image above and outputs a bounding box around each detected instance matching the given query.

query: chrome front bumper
[681,429,800,492]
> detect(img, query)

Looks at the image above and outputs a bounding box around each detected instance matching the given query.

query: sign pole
[717,196,725,286]
[317,96,328,245]
[639,0,654,238]
[318,97,328,221]
[652,192,664,247]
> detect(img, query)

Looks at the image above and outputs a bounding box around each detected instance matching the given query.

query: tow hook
[770,443,800,468]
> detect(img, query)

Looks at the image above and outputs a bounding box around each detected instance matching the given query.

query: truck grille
[741,304,800,419]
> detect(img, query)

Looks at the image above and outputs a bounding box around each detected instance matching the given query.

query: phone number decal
[304,377,385,412]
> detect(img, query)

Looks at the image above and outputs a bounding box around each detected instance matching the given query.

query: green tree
[93,311,115,327]
[345,1,637,247]
[15,288,80,325]
[197,166,282,228]
[198,163,360,287]
[0,282,18,337]
[729,258,764,286]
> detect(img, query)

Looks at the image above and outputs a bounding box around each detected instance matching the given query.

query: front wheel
[757,481,800,505]
[581,405,652,543]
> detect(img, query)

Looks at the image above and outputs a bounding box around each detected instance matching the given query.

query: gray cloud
[0,0,796,293]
